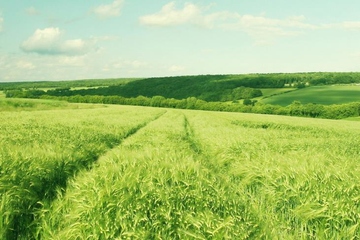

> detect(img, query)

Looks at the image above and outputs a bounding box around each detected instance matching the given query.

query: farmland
[259,88,297,98]
[1,101,359,239]
[262,85,360,106]
[0,97,100,111]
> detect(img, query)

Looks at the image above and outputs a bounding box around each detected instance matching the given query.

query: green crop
[0,106,164,239]
[1,101,359,239]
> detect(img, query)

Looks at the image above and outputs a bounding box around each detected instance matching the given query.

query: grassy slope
[262,85,360,105]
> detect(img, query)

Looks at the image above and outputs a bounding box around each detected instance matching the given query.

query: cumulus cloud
[92,0,124,18]
[20,27,93,55]
[139,2,201,26]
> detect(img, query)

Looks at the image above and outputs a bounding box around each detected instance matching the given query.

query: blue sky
[0,0,360,82]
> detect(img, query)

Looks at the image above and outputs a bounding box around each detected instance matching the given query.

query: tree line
[5,85,263,102]
[0,72,360,91]
[38,73,360,101]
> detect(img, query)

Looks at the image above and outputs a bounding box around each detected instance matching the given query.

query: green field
[262,85,360,106]
[1,101,360,239]
[249,88,297,102]
[260,88,297,97]
[0,97,101,111]
[346,116,360,121]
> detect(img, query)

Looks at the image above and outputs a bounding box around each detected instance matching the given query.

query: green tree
[243,99,253,106]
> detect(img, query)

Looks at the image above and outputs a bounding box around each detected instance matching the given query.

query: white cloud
[232,14,317,31]
[0,55,38,81]
[321,21,360,31]
[26,7,40,16]
[92,0,124,19]
[0,53,99,81]
[21,28,62,53]
[20,27,93,55]
[222,14,312,44]
[139,2,201,26]
[139,3,319,43]
[169,65,185,72]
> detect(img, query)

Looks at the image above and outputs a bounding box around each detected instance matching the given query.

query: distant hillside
[3,72,360,102]
[72,75,265,101]
[0,78,139,90]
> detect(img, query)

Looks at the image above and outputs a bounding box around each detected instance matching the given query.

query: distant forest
[3,72,360,102]
[2,72,360,120]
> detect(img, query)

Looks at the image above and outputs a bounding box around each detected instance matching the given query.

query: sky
[0,0,360,82]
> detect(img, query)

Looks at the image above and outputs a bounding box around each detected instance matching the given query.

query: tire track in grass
[38,110,189,239]
[110,110,167,147]
[38,111,242,239]
[181,113,264,239]
[183,115,203,155]
[40,111,261,239]
[4,110,167,240]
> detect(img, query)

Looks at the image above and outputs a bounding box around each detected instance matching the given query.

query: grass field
[249,88,297,102]
[0,97,102,111]
[346,116,360,121]
[262,85,360,105]
[259,88,297,98]
[1,101,359,239]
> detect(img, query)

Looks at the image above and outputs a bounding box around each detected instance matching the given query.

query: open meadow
[262,85,360,106]
[0,101,359,239]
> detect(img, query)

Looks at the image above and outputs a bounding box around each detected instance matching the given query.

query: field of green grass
[259,88,297,97]
[0,97,101,111]
[346,116,360,121]
[262,85,360,106]
[249,88,297,102]
[1,100,359,239]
